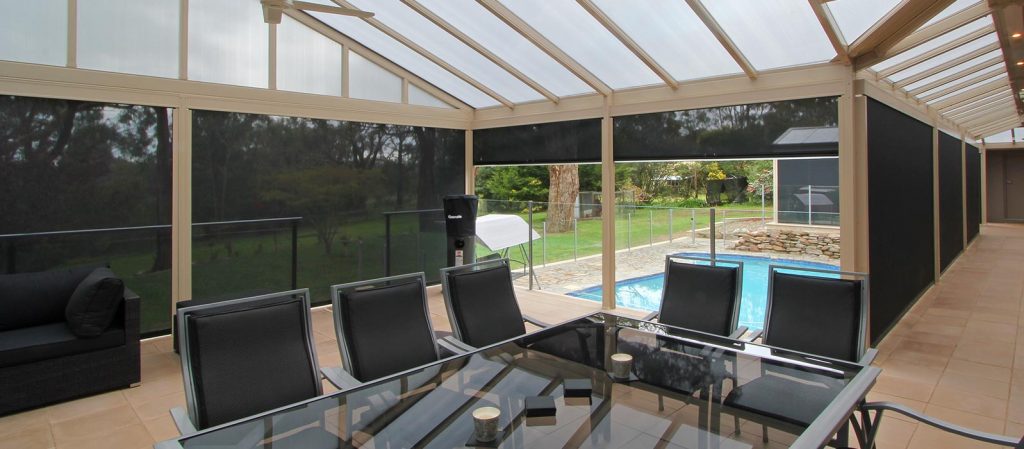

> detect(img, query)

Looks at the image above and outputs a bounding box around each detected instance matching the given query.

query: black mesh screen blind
[938,132,963,272]
[867,98,935,343]
[473,119,600,165]
[966,144,981,242]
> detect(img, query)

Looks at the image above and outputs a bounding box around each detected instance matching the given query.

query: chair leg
[762,424,769,443]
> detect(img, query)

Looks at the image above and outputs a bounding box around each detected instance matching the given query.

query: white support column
[67,0,77,68]
[932,126,940,280]
[839,75,868,273]
[268,23,277,91]
[341,46,350,98]
[772,159,779,224]
[171,106,192,305]
[601,96,616,310]
[465,129,474,195]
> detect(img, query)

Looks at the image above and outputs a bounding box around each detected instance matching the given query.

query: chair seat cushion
[65,268,125,337]
[0,322,124,368]
[723,373,841,426]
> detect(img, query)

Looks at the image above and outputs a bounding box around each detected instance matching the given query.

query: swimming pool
[566,252,839,330]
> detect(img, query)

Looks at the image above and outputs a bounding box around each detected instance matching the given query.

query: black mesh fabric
[446,265,526,347]
[185,297,320,429]
[725,367,844,426]
[338,281,438,382]
[765,272,862,363]
[660,262,738,336]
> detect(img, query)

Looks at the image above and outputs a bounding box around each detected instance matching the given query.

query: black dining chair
[723,265,873,446]
[323,272,471,389]
[171,289,334,443]
[645,255,746,338]
[440,258,549,348]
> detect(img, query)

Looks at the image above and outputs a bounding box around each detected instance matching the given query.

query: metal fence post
[691,209,696,244]
[761,186,766,227]
[528,200,534,290]
[383,214,391,276]
[710,208,717,260]
[573,218,578,262]
[721,209,727,241]
[627,213,632,251]
[648,209,653,247]
[808,184,813,225]
[290,220,298,290]
[668,208,673,243]
[542,221,547,267]
[356,239,363,280]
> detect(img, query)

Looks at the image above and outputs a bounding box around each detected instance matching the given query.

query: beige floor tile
[871,416,916,449]
[907,425,1008,449]
[46,391,128,423]
[0,408,49,437]
[922,404,1006,434]
[929,387,1007,420]
[51,404,141,443]
[53,423,154,449]
[0,422,54,449]
[945,359,1012,383]
[936,371,1011,400]
[1009,384,1024,424]
[129,391,185,421]
[141,415,180,443]
[872,374,936,403]
[952,339,1016,368]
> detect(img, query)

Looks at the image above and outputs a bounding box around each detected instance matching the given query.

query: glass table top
[163,313,877,449]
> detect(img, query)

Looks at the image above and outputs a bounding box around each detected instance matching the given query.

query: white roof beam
[934,79,1009,110]
[849,0,957,69]
[400,0,560,104]
[333,0,516,108]
[893,43,1001,88]
[876,25,994,78]
[907,58,1002,95]
[477,0,612,96]
[808,0,850,64]
[683,0,758,79]
[577,0,678,89]
[912,64,1003,98]
[885,2,991,60]
[920,69,1006,102]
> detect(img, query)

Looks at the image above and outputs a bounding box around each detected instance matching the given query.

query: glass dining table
[155,312,880,449]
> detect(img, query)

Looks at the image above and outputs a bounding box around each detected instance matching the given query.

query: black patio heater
[443,194,478,267]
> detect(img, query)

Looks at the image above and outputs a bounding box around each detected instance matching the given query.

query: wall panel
[938,132,963,272]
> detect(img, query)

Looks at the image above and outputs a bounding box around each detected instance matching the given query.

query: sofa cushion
[65,268,125,337]
[0,265,101,331]
[0,322,124,368]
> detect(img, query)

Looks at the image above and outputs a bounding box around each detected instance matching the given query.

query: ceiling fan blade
[292,1,374,18]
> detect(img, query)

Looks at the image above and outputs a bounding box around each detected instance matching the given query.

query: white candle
[611,353,633,379]
[472,406,500,442]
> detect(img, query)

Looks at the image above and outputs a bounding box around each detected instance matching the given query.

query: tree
[547,164,578,232]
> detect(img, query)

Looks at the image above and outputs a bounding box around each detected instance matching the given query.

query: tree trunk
[547,164,578,233]
[150,108,173,272]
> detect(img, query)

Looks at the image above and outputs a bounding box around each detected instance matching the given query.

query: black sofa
[0,265,141,416]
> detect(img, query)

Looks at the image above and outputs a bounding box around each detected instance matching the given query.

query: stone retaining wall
[732,229,840,259]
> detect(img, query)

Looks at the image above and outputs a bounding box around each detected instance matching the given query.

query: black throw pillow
[65,268,125,337]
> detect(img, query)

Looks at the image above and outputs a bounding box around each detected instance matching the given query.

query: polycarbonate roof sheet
[772,126,839,145]
[497,0,663,89]
[926,72,1007,104]
[702,0,836,70]
[590,0,742,81]
[885,33,998,80]
[312,12,498,107]
[344,0,542,104]
[0,0,67,67]
[872,16,993,72]
[825,0,901,43]
[416,0,592,97]
[983,128,1024,142]
[915,63,1004,97]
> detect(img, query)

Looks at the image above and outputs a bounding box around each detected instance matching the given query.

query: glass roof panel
[188,0,268,88]
[78,0,178,78]
[872,16,992,72]
[348,51,402,103]
[902,56,1002,91]
[590,0,741,81]
[702,0,836,70]
[415,0,592,97]
[983,128,1023,142]
[344,0,542,104]
[921,0,978,28]
[497,0,663,89]
[312,12,497,108]
[0,0,67,66]
[409,84,452,108]
[277,15,342,96]
[825,0,902,43]
[885,34,998,81]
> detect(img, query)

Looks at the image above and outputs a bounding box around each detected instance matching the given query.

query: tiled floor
[1,223,1022,448]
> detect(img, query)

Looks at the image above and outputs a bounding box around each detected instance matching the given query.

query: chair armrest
[861,401,1021,446]
[859,348,879,366]
[739,329,762,342]
[642,311,659,321]
[170,407,197,436]
[320,366,362,390]
[728,326,748,340]
[123,287,141,302]
[437,335,476,355]
[522,314,551,328]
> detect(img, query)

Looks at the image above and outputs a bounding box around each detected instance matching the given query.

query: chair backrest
[763,265,869,363]
[178,289,322,430]
[659,255,743,337]
[332,273,440,382]
[440,259,527,347]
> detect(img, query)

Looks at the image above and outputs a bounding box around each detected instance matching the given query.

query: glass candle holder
[472,406,501,442]
[610,353,633,379]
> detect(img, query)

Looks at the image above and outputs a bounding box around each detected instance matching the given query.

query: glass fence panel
[383,209,446,285]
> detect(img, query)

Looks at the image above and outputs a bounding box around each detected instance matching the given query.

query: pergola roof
[2,0,1021,140]
[294,0,1022,139]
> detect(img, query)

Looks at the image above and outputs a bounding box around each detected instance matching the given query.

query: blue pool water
[567,252,839,330]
